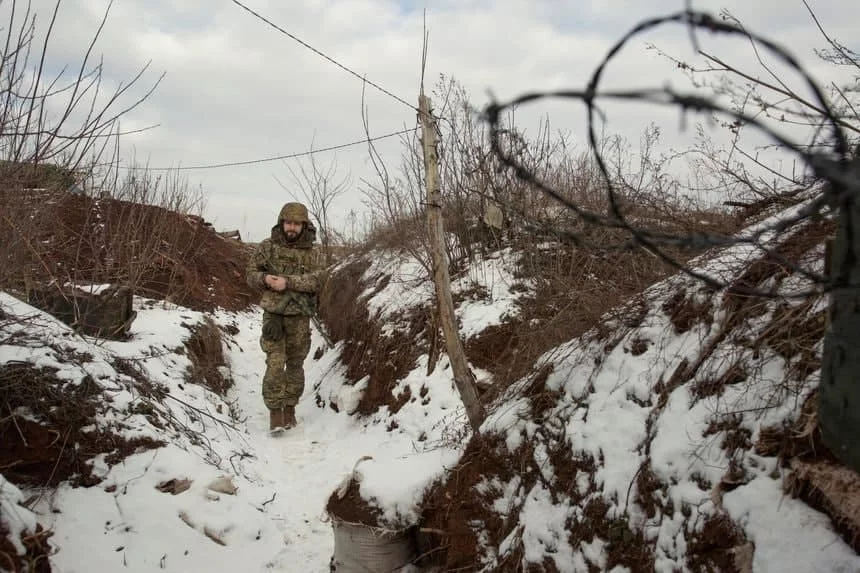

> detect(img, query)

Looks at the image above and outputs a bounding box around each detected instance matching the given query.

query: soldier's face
[282,220,303,239]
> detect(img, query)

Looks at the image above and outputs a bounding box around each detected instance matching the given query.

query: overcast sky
[10,0,858,241]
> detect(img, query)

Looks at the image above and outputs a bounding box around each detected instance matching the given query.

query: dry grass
[0,522,53,573]
[0,362,164,488]
[758,392,860,553]
[183,317,231,397]
[661,287,714,335]
[0,189,255,312]
[786,459,860,552]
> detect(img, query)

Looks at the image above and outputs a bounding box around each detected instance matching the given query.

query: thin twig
[6,400,28,447]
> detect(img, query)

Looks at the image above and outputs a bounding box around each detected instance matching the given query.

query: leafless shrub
[0,0,168,298]
[359,85,430,271]
[183,317,232,397]
[482,9,857,296]
[278,144,350,265]
[69,163,209,304]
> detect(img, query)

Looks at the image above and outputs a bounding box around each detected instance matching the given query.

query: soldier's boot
[269,408,285,433]
[283,405,297,429]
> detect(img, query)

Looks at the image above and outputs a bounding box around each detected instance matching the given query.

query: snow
[1,475,39,555]
[358,248,532,340]
[723,476,858,573]
[63,282,115,295]
[1,211,859,572]
[451,249,532,340]
[357,447,462,526]
[470,224,858,571]
[518,483,576,570]
[0,293,458,571]
[360,253,434,322]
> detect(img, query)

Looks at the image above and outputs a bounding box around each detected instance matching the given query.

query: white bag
[330,518,416,572]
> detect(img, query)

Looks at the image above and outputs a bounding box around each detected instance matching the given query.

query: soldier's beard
[284,230,300,241]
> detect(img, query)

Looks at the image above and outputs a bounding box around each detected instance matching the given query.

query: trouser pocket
[261,311,285,341]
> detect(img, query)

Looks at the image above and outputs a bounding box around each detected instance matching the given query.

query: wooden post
[419,93,486,433]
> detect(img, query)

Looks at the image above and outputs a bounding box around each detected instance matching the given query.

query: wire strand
[230,0,418,113]
[482,9,856,298]
[131,127,416,171]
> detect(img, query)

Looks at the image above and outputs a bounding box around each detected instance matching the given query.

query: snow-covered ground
[0,292,461,572]
[2,220,860,572]
[465,216,860,572]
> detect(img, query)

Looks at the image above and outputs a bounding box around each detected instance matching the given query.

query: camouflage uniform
[246,203,326,417]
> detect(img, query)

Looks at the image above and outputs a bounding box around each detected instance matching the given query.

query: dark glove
[262,312,285,341]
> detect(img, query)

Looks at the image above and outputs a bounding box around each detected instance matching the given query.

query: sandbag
[27,283,136,339]
[330,518,416,572]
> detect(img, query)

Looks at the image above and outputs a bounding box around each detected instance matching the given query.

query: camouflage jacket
[246,225,326,316]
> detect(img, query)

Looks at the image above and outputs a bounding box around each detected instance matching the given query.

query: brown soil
[686,513,748,572]
[0,362,164,488]
[634,463,671,520]
[183,317,231,396]
[704,415,753,457]
[757,392,860,552]
[325,480,384,527]
[0,522,53,573]
[419,433,521,571]
[1,190,255,312]
[628,335,650,356]
[317,257,427,416]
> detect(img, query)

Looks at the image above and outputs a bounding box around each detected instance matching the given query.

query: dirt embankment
[1,190,256,312]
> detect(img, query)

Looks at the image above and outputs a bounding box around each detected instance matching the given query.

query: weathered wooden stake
[419,93,486,433]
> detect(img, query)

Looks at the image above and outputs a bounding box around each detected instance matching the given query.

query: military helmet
[279,202,309,224]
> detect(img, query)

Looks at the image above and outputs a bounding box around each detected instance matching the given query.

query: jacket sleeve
[246,241,270,290]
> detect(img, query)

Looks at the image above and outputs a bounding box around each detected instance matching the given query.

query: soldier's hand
[264,275,288,292]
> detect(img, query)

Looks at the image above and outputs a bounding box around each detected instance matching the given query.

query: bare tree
[358,80,431,272]
[276,145,350,265]
[646,5,858,206]
[0,0,161,171]
[0,0,162,291]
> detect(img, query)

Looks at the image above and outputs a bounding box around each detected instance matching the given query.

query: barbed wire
[482,9,858,298]
[110,1,423,174]
[230,0,419,113]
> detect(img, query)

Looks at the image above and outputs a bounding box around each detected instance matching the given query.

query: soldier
[246,202,326,433]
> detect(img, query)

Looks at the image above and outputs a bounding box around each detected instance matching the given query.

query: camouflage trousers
[260,312,311,410]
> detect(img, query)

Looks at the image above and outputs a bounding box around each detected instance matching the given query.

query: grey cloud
[7,0,857,241]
